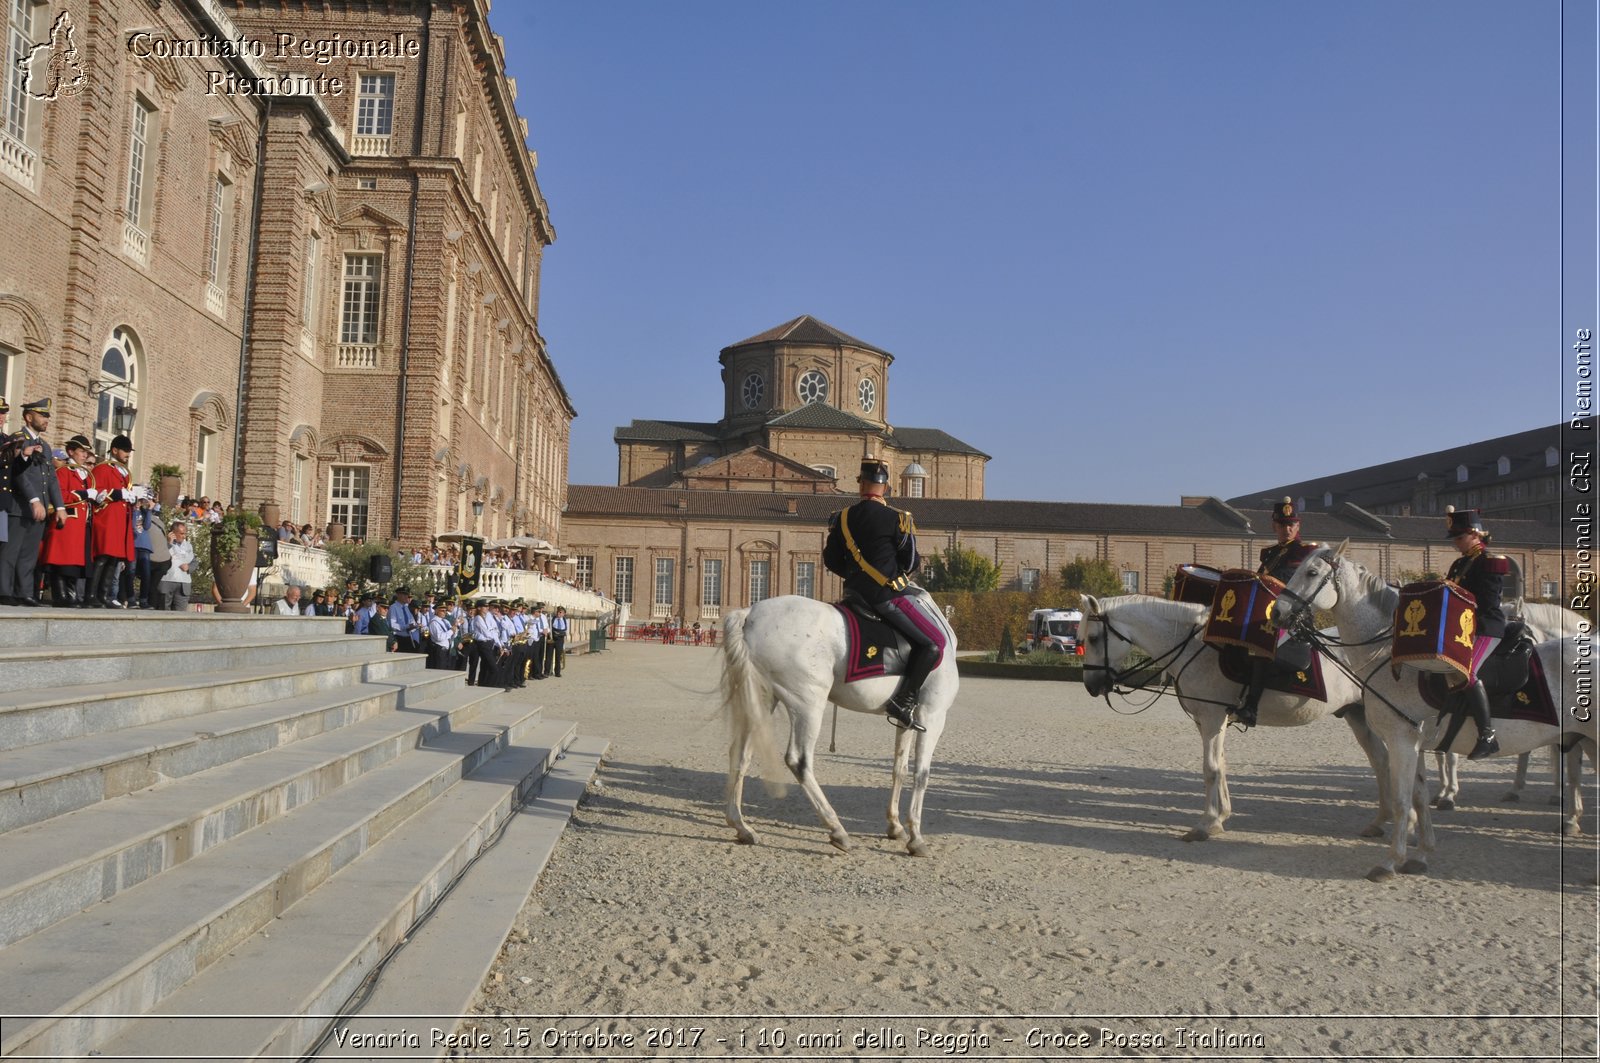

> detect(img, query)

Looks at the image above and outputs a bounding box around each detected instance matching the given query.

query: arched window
[1496,456,1510,475]
[94,326,141,455]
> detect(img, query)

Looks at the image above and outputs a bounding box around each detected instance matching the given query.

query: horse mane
[1338,552,1400,614]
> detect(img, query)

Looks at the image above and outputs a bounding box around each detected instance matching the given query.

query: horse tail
[721,607,788,796]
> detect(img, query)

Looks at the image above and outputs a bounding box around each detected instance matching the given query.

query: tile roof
[563,487,1562,547]
[887,426,991,459]
[1227,422,1577,509]
[765,404,884,432]
[613,419,720,443]
[721,315,894,358]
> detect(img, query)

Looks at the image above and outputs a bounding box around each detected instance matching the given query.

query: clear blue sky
[498,1,1577,505]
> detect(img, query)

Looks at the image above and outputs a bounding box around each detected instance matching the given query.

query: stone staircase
[0,609,605,1060]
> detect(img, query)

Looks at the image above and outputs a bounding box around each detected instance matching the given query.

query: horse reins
[1082,608,1206,713]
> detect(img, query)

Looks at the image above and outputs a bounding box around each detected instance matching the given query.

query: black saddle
[836,594,911,682]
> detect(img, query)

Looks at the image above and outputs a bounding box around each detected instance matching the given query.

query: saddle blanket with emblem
[1417,650,1557,728]
[835,602,910,683]
[1217,642,1328,702]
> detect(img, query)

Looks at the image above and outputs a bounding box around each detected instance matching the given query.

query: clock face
[797,369,828,404]
[741,372,765,409]
[857,378,876,413]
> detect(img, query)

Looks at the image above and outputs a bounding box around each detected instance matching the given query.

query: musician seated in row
[1235,497,1319,727]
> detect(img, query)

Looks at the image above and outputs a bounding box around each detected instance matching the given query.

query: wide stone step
[0,608,348,648]
[0,649,424,754]
[0,674,492,947]
[95,719,582,1063]
[0,700,555,1060]
[0,631,384,695]
[318,734,609,1060]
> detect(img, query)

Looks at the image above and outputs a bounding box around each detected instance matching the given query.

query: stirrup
[885,694,926,733]
[1468,731,1499,761]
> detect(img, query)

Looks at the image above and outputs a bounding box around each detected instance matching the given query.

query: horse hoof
[1435,799,1455,812]
[830,833,851,852]
[1399,858,1428,876]
[1429,797,1440,808]
[907,840,930,857]
[1181,828,1212,842]
[1366,866,1396,883]
[735,830,758,846]
[1560,822,1582,838]
[886,825,906,841]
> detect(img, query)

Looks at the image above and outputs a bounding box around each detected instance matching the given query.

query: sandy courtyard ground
[458,641,1598,1060]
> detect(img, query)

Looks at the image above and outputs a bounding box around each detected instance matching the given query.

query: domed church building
[613,315,989,500]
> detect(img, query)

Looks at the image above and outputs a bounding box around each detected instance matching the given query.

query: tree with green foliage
[1059,556,1126,597]
[324,540,436,596]
[921,545,1002,592]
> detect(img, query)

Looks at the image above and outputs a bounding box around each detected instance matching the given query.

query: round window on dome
[858,378,876,413]
[797,369,828,404]
[741,372,765,409]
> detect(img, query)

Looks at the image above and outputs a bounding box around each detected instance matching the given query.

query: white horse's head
[1079,593,1138,697]
[1273,540,1348,633]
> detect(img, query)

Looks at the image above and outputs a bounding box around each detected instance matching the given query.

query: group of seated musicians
[1188,496,1505,759]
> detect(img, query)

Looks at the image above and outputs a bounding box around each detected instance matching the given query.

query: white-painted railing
[336,344,378,369]
[123,221,150,265]
[259,540,335,597]
[419,564,620,619]
[205,282,226,317]
[0,131,37,190]
[351,134,391,157]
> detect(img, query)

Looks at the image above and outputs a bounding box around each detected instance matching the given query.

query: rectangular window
[0,344,17,405]
[329,464,370,540]
[613,556,634,604]
[340,254,382,345]
[749,559,771,604]
[193,427,212,500]
[4,0,38,142]
[1120,570,1139,593]
[907,477,924,498]
[702,558,723,613]
[355,74,395,136]
[291,454,307,524]
[575,555,593,590]
[1020,567,1040,591]
[1541,580,1559,599]
[653,557,675,617]
[795,561,816,599]
[207,174,231,281]
[301,233,320,325]
[126,98,154,227]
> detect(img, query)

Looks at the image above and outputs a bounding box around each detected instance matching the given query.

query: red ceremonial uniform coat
[89,460,135,561]
[41,463,93,568]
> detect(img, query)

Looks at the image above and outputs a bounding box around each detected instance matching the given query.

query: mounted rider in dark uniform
[1235,496,1319,727]
[823,458,945,733]
[1444,506,1506,760]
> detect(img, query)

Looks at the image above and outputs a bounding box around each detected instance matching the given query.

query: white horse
[721,592,958,856]
[1431,602,1591,810]
[1272,546,1597,881]
[1079,594,1392,842]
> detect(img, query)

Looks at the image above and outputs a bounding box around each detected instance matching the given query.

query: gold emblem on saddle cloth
[1517,691,1530,704]
[866,646,878,659]
[1216,589,1238,622]
[1453,610,1475,649]
[1399,599,1428,637]
[1258,599,1276,635]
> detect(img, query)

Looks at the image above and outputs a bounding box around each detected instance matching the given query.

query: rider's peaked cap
[1444,505,1485,538]
[858,458,890,484]
[1271,496,1300,525]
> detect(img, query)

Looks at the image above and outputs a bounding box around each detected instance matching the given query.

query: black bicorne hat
[1444,505,1485,539]
[1272,496,1300,525]
[110,434,134,451]
[65,434,92,451]
[858,458,890,484]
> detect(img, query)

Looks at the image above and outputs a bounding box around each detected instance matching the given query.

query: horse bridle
[1081,604,1204,707]
[1273,551,1341,633]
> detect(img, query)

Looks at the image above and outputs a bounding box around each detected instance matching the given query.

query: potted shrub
[150,463,183,511]
[210,510,264,613]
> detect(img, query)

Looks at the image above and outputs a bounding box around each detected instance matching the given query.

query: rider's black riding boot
[884,646,937,733]
[1463,681,1499,760]
[1236,656,1268,727]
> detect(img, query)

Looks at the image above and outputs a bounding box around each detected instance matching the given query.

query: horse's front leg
[1339,705,1392,837]
[1370,722,1430,881]
[783,699,851,852]
[1184,707,1230,842]
[902,713,947,857]
[886,725,914,841]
